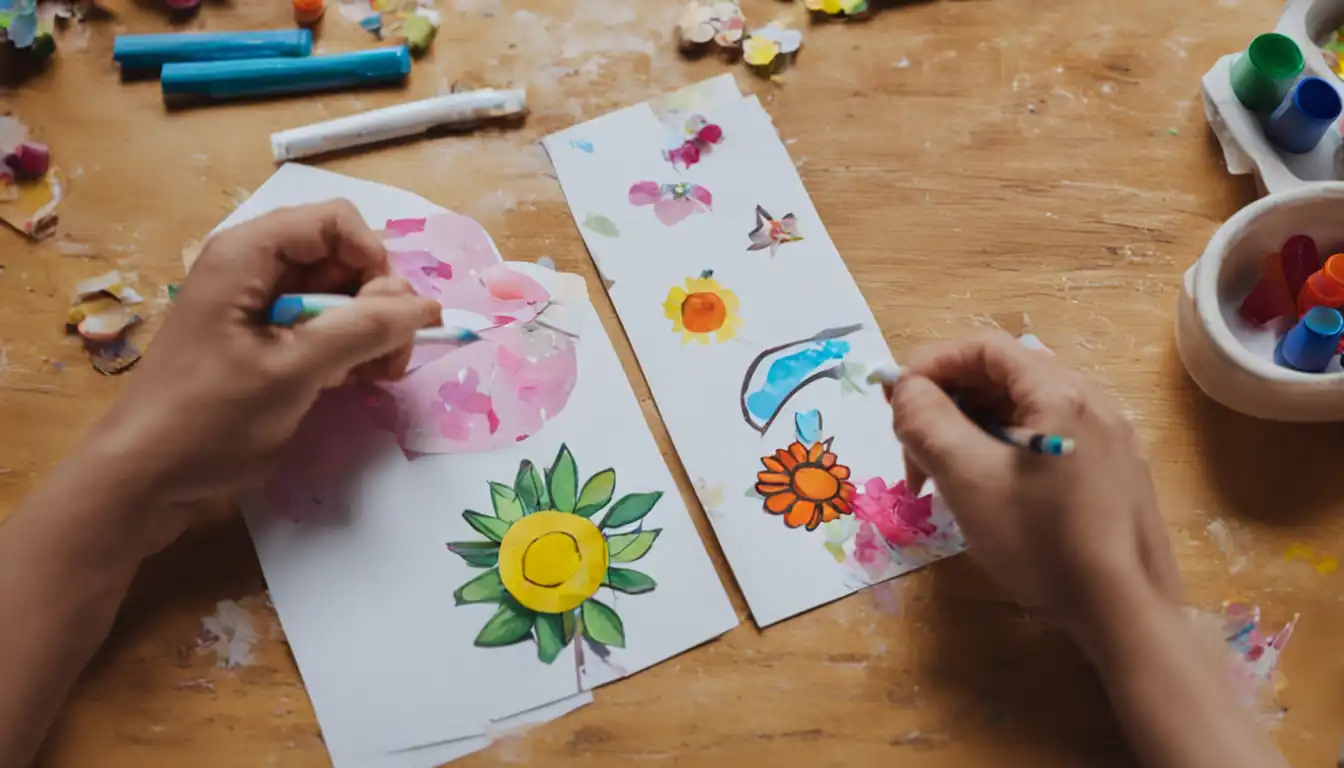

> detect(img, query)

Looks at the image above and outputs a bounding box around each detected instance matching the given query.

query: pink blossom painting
[629,181,713,226]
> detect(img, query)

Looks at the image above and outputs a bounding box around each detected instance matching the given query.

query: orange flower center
[792,465,840,501]
[681,292,727,333]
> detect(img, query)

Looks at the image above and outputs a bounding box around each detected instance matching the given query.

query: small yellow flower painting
[663,270,742,345]
[446,444,664,664]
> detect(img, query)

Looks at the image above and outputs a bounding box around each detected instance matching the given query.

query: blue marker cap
[1266,76,1343,154]
[114,29,313,72]
[1276,306,1344,372]
[268,295,308,326]
[161,46,411,101]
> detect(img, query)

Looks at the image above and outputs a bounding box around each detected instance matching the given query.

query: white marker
[269,88,528,162]
[865,363,902,386]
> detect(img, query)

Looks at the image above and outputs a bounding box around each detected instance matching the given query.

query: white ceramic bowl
[1177,182,1344,420]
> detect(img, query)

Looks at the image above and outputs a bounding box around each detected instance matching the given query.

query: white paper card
[544,88,967,627]
[213,165,738,767]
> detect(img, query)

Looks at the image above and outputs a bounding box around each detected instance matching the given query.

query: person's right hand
[886,331,1182,642]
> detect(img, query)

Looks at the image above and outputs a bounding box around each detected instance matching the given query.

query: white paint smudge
[892,57,911,69]
[1205,517,1247,574]
[196,599,260,668]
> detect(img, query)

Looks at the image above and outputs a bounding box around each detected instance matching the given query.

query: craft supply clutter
[0,0,1329,766]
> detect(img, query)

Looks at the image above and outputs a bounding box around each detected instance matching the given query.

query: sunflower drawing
[446,444,664,664]
[755,438,855,530]
[663,270,743,345]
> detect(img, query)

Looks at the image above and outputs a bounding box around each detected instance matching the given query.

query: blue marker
[269,293,482,346]
[114,29,312,72]
[1266,76,1343,154]
[161,46,411,101]
[1276,306,1344,372]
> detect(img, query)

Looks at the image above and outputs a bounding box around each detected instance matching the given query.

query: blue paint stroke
[570,139,595,153]
[794,409,823,444]
[747,340,850,423]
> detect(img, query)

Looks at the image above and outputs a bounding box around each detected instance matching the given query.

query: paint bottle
[1276,306,1344,372]
[1230,33,1304,112]
[1267,77,1344,153]
[1297,253,1344,314]
[293,0,325,25]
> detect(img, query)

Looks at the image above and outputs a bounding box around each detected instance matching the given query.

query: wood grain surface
[3,0,1341,765]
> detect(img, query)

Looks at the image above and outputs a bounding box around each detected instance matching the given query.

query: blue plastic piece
[160,47,411,100]
[1266,76,1343,154]
[1276,306,1344,372]
[114,30,312,72]
[268,296,306,326]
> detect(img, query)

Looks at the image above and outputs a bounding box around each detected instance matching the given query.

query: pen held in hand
[866,363,1076,457]
[267,293,482,346]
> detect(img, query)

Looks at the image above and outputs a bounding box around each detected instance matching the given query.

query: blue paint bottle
[1276,306,1344,372]
[1266,76,1343,154]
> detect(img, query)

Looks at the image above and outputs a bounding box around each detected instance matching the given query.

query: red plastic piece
[1239,251,1296,325]
[1280,234,1321,299]
[5,142,50,180]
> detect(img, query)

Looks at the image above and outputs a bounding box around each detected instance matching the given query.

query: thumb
[288,294,441,381]
[888,373,1003,489]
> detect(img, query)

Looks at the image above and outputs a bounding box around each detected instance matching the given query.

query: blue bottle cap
[1277,306,1344,372]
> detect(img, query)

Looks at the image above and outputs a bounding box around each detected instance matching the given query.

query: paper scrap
[0,114,62,239]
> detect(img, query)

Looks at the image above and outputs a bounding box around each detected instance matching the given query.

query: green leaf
[606,529,661,563]
[583,214,620,238]
[547,445,579,513]
[562,610,578,644]
[463,510,510,542]
[515,460,548,514]
[599,491,663,530]
[534,613,569,664]
[575,469,616,518]
[474,600,536,647]
[581,598,626,648]
[603,567,657,595]
[489,482,524,523]
[446,541,500,568]
[453,568,507,605]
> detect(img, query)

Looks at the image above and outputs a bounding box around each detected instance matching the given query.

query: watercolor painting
[629,181,713,226]
[663,270,742,344]
[739,324,863,434]
[664,114,724,170]
[446,444,664,664]
[754,411,855,531]
[368,215,581,455]
[746,206,803,257]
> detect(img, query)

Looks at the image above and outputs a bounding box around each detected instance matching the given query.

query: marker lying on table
[268,294,482,345]
[866,364,1076,457]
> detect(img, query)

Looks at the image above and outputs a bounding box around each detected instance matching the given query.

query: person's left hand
[81,200,440,555]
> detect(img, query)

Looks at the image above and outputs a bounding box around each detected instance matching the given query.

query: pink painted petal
[654,198,695,226]
[384,217,427,236]
[629,181,661,206]
[389,249,445,297]
[688,185,713,209]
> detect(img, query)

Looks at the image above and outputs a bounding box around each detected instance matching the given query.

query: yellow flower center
[793,465,840,501]
[523,532,581,587]
[498,510,608,614]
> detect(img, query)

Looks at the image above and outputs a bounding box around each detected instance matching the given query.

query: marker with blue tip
[114,29,313,72]
[1276,306,1344,372]
[161,46,411,101]
[268,293,483,346]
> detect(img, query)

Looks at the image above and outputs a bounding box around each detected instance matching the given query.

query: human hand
[82,200,440,554]
[885,332,1182,646]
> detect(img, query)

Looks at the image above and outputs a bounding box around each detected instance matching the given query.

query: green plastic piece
[1230,33,1304,112]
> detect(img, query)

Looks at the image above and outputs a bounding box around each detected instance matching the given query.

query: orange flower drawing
[755,439,855,530]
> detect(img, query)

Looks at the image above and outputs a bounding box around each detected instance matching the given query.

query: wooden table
[4,0,1341,764]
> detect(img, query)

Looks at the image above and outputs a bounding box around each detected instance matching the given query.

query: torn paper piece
[676,0,744,54]
[70,270,145,306]
[196,599,260,668]
[743,22,802,78]
[66,269,144,374]
[0,114,62,239]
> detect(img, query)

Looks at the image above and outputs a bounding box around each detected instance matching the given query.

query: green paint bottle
[1230,33,1305,112]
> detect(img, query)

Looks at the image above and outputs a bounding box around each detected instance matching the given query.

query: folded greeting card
[543,77,967,628]
[209,164,738,768]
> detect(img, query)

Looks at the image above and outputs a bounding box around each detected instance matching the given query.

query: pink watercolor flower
[852,478,936,548]
[629,181,713,226]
